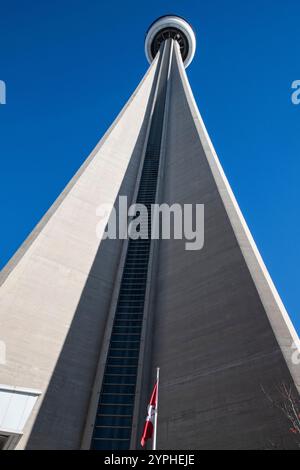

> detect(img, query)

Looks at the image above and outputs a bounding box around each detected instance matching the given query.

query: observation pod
[145,15,196,67]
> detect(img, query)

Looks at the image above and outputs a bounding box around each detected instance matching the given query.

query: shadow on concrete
[26,87,156,449]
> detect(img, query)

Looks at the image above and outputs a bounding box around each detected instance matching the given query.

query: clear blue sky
[0,0,299,333]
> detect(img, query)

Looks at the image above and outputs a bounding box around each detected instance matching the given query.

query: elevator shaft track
[90,41,172,450]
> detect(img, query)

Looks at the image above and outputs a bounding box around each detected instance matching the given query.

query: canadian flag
[141,380,158,447]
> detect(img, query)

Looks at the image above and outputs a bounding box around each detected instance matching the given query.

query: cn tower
[0,16,299,450]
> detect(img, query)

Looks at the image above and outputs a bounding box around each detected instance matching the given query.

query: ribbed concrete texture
[144,43,300,450]
[0,32,299,450]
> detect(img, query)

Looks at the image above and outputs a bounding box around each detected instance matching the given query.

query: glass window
[98,404,134,415]
[109,349,139,358]
[102,384,135,395]
[110,341,140,350]
[111,334,140,342]
[93,426,131,440]
[116,312,143,319]
[114,320,142,328]
[107,357,138,366]
[118,301,145,307]
[114,325,141,331]
[91,439,130,450]
[95,415,132,428]
[101,394,134,405]
[105,365,137,375]
[104,374,136,385]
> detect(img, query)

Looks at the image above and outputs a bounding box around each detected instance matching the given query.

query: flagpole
[152,367,160,451]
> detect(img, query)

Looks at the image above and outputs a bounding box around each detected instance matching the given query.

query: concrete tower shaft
[0,16,299,450]
[86,39,175,450]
